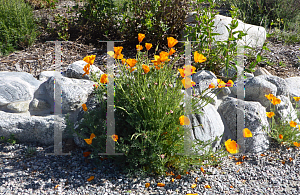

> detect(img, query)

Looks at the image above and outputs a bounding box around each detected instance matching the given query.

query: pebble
[1,141,300,194]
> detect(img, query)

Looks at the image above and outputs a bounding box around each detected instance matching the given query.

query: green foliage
[118,0,191,49]
[71,0,190,50]
[0,0,40,57]
[72,0,123,42]
[184,0,249,80]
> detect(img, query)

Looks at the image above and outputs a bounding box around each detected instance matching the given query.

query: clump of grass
[0,0,40,57]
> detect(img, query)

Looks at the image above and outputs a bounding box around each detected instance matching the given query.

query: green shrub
[72,0,191,51]
[0,0,40,57]
[222,0,300,30]
[118,0,191,49]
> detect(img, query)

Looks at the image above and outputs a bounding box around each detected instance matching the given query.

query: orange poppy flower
[142,64,150,73]
[183,65,196,76]
[204,184,211,188]
[225,139,239,154]
[145,43,152,50]
[226,80,234,87]
[151,55,162,66]
[136,45,143,51]
[208,83,215,88]
[179,115,190,125]
[175,175,181,179]
[167,37,178,48]
[191,184,197,188]
[126,59,138,67]
[138,33,145,43]
[159,51,170,63]
[293,97,300,101]
[279,134,283,139]
[266,112,275,118]
[111,134,118,141]
[145,183,150,188]
[200,167,205,173]
[194,51,207,63]
[243,128,252,138]
[271,97,281,105]
[83,55,96,65]
[265,94,275,100]
[157,183,165,187]
[178,68,185,77]
[181,77,196,88]
[82,103,87,112]
[100,74,108,84]
[290,120,297,127]
[82,63,90,77]
[83,151,91,157]
[87,176,94,181]
[294,142,300,147]
[169,48,176,55]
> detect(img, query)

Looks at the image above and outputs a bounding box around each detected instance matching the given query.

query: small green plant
[52,13,71,41]
[0,0,40,57]
[0,134,18,145]
[183,1,254,80]
[25,146,37,158]
[261,94,300,148]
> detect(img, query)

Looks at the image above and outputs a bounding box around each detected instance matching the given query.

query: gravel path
[1,140,300,194]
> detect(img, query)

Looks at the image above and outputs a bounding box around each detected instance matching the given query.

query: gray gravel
[1,140,300,195]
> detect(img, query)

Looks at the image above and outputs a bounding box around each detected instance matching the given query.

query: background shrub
[73,0,191,51]
[217,0,300,30]
[0,0,40,56]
